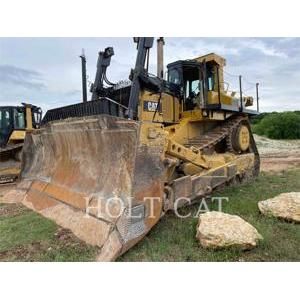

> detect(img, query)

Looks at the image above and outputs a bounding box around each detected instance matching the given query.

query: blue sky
[0,37,299,113]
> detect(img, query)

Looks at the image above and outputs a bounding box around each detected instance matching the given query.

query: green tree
[253,111,300,139]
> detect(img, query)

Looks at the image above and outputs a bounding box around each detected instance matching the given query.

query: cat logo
[143,101,159,112]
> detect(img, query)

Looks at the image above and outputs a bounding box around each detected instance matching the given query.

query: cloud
[64,89,81,97]
[0,38,299,112]
[240,39,288,58]
[0,64,46,90]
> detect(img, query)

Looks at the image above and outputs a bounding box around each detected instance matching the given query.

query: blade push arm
[127,37,154,119]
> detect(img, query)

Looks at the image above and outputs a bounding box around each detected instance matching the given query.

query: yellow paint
[182,154,232,176]
[1,105,36,183]
[194,53,226,68]
[207,91,233,105]
[166,139,208,169]
[195,53,226,91]
[136,76,255,184]
[0,167,20,176]
[183,153,255,177]
[8,130,26,143]
[25,106,33,130]
[181,109,203,121]
[138,90,180,123]
[139,121,167,147]
[238,125,250,151]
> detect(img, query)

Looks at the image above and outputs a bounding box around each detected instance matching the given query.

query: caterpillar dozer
[11,38,260,261]
[0,103,42,183]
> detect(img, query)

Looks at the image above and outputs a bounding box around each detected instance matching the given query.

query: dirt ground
[0,184,14,198]
[254,135,300,173]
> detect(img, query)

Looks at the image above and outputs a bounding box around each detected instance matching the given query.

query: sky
[0,37,299,113]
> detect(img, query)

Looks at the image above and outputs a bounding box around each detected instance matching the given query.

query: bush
[250,112,269,125]
[252,111,300,139]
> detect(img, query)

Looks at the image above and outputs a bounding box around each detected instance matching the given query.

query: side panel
[138,90,180,123]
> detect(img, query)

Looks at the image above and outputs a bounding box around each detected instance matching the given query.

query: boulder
[196,211,263,250]
[258,192,300,223]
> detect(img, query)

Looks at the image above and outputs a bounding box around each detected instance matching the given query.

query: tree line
[251,111,300,139]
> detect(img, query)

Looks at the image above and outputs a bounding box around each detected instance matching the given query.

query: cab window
[185,80,200,98]
[168,68,181,85]
[208,76,214,91]
[13,108,25,129]
[191,80,200,94]
[0,109,11,129]
[206,65,215,91]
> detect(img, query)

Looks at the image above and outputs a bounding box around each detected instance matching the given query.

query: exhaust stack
[80,49,88,103]
[157,37,165,79]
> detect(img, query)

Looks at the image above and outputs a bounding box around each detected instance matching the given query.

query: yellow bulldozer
[12,38,260,261]
[0,103,42,183]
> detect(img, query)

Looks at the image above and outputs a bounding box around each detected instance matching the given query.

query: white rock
[258,192,300,223]
[196,211,263,250]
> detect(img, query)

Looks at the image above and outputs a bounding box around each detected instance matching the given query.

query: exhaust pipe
[157,37,165,79]
[80,49,88,103]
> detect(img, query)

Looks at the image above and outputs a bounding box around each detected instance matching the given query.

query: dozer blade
[15,115,166,261]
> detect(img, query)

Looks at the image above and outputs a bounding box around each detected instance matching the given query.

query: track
[163,115,260,212]
[0,143,23,155]
[185,115,245,150]
[185,114,260,177]
[0,144,23,184]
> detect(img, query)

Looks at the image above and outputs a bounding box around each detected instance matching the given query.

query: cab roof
[194,53,226,67]
[167,53,226,70]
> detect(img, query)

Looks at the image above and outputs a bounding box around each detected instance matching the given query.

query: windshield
[168,68,181,85]
[0,108,11,130]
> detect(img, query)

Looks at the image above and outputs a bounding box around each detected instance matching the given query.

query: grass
[119,169,300,262]
[0,205,97,262]
[0,169,299,262]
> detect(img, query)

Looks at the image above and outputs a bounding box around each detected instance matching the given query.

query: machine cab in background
[0,106,26,147]
[0,104,42,148]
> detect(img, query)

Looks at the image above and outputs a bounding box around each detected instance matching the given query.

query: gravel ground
[254,135,300,172]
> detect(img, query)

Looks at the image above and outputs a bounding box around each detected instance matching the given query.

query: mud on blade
[19,115,166,261]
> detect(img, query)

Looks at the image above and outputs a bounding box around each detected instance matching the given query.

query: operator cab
[168,60,204,111]
[0,106,25,147]
[0,104,42,147]
[167,53,227,111]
